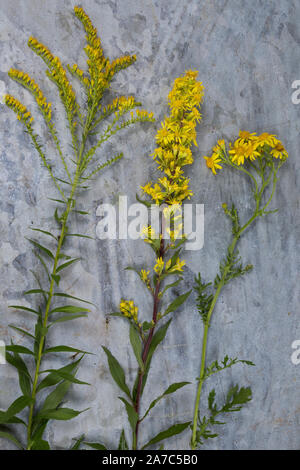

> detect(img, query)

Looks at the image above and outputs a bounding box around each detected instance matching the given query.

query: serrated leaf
[129,324,144,371]
[164,290,192,316]
[102,347,131,400]
[141,382,190,420]
[142,421,191,449]
[118,397,138,431]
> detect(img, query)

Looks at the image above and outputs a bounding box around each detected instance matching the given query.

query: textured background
[0,0,299,450]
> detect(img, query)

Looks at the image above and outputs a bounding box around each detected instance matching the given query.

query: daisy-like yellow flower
[120,299,139,323]
[255,132,278,148]
[204,153,223,174]
[270,142,288,160]
[237,130,257,144]
[154,257,164,275]
[229,141,248,166]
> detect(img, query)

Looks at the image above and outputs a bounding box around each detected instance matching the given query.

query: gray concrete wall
[0,0,299,450]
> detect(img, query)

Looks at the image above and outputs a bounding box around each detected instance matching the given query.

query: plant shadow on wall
[190,131,288,449]
[0,6,154,450]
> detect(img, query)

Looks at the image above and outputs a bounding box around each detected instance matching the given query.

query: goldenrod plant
[81,71,204,450]
[0,6,154,450]
[191,131,288,449]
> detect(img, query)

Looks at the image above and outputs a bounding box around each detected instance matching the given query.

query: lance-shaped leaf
[163,290,192,316]
[6,345,34,356]
[29,227,57,240]
[31,439,50,450]
[37,356,84,392]
[129,324,144,371]
[102,346,131,400]
[37,407,86,421]
[142,421,191,449]
[50,314,88,325]
[53,292,94,305]
[9,305,40,316]
[84,442,107,450]
[118,397,138,431]
[118,429,129,450]
[50,305,90,315]
[0,429,23,449]
[141,382,190,421]
[70,434,85,450]
[43,345,92,355]
[6,352,32,398]
[0,396,32,424]
[56,258,81,273]
[27,238,55,260]
[39,369,90,387]
[9,325,35,340]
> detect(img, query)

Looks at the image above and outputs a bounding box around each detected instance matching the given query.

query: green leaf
[43,345,91,355]
[129,324,144,371]
[118,429,129,450]
[70,434,85,450]
[102,347,131,400]
[53,293,94,305]
[67,233,94,239]
[9,305,40,316]
[118,397,138,431]
[51,274,61,286]
[0,429,23,449]
[0,396,32,424]
[37,356,84,392]
[136,193,151,208]
[50,314,88,325]
[11,352,32,397]
[84,442,107,450]
[141,382,190,420]
[164,290,192,316]
[56,258,81,273]
[37,408,85,421]
[161,279,182,296]
[31,439,50,450]
[50,305,90,314]
[39,369,90,386]
[6,352,32,382]
[29,227,57,240]
[9,325,35,340]
[6,345,34,355]
[24,289,49,296]
[40,379,74,413]
[27,238,54,260]
[142,422,191,449]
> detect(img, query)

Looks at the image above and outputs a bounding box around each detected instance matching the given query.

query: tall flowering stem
[191,131,288,449]
[1,6,154,451]
[99,71,204,450]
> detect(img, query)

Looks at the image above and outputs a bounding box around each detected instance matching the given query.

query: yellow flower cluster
[154,257,164,275]
[165,257,185,273]
[8,68,52,121]
[69,63,90,88]
[5,94,33,124]
[119,299,138,323]
[141,225,158,243]
[28,36,76,118]
[204,131,288,174]
[142,70,204,205]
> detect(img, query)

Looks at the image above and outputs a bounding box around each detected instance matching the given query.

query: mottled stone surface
[0,0,299,450]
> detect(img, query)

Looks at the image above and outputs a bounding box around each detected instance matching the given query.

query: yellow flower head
[140,269,150,283]
[5,94,33,124]
[270,142,288,160]
[154,257,164,275]
[204,153,223,174]
[119,299,138,323]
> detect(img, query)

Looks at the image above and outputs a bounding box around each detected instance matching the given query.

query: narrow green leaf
[50,314,88,325]
[27,238,54,260]
[37,356,84,392]
[29,227,57,240]
[141,382,190,420]
[67,233,94,239]
[129,324,144,371]
[24,289,49,296]
[0,396,32,424]
[70,434,85,450]
[56,258,81,273]
[9,325,35,340]
[40,380,74,413]
[9,305,40,316]
[6,345,34,355]
[38,407,85,421]
[50,305,90,314]
[164,290,192,316]
[0,429,23,449]
[43,345,91,355]
[118,397,138,431]
[118,429,129,450]
[142,422,191,449]
[31,439,50,450]
[84,442,107,450]
[51,274,61,286]
[53,293,94,305]
[6,352,32,381]
[39,369,90,386]
[102,346,131,400]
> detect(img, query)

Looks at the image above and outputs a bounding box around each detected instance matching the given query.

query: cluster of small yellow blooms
[141,70,204,205]
[5,94,33,124]
[69,63,90,88]
[165,258,185,273]
[141,225,158,242]
[74,6,137,104]
[154,257,164,275]
[28,36,76,119]
[119,299,138,323]
[204,130,288,174]
[140,269,150,282]
[8,68,52,122]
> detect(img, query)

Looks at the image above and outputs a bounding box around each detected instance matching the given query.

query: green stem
[191,166,278,449]
[26,119,90,449]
